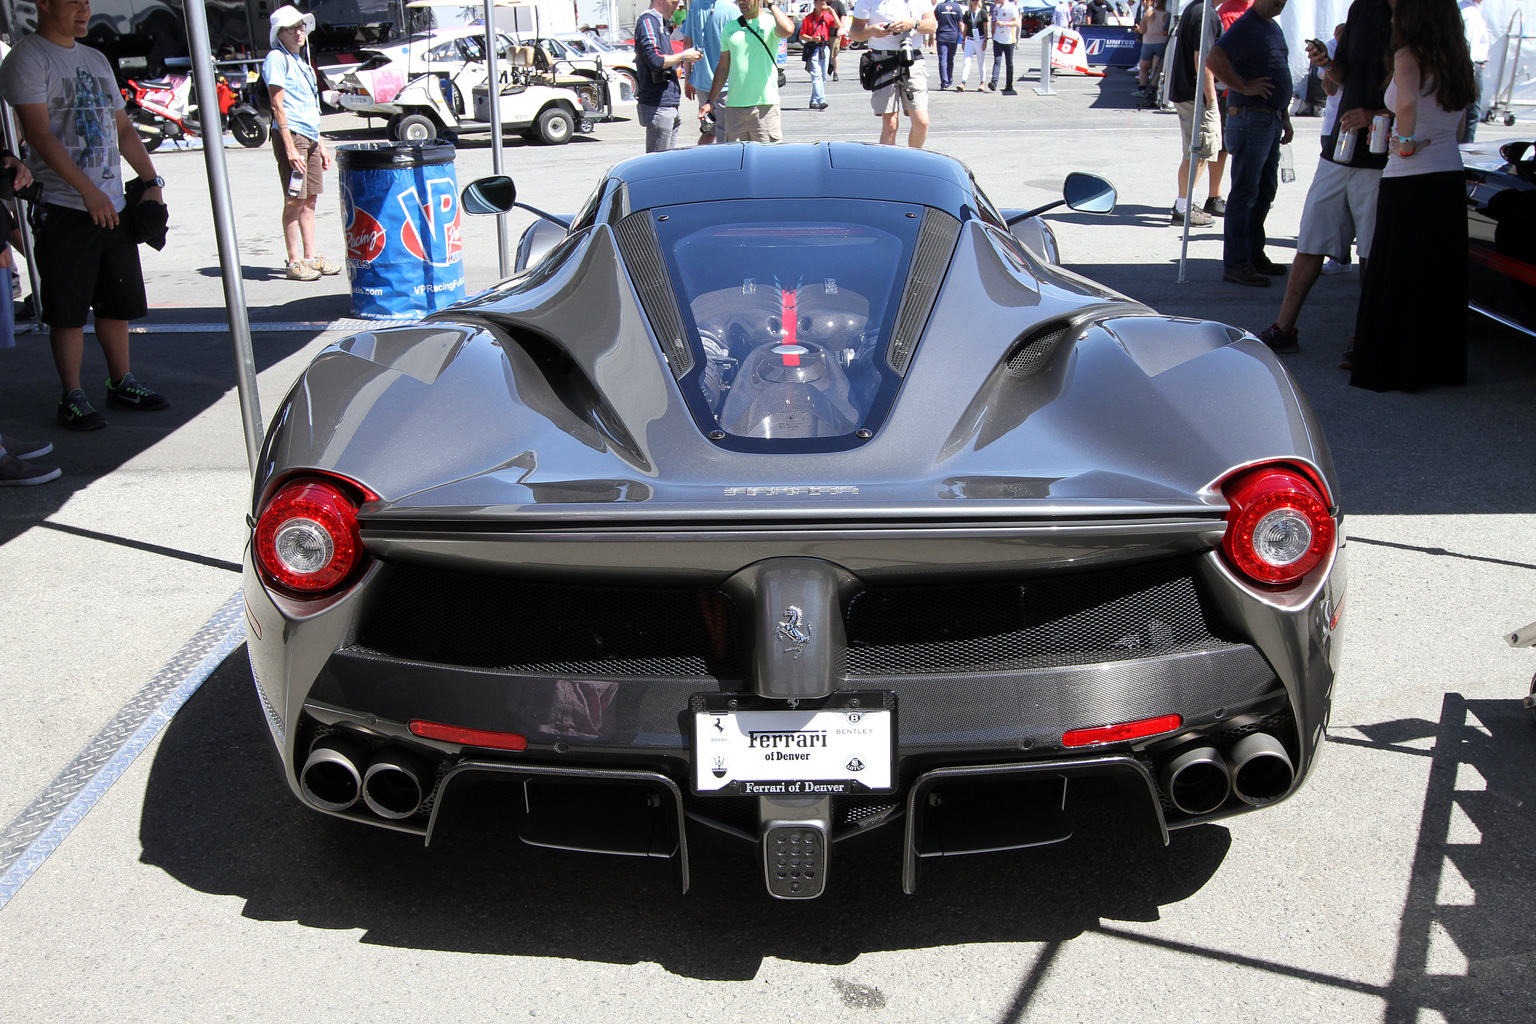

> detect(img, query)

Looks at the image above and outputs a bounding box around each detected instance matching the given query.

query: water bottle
[287,169,305,197]
[1279,144,1295,184]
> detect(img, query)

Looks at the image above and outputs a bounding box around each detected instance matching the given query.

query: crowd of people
[1168,0,1480,393]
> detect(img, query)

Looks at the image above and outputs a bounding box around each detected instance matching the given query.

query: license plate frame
[689,690,897,797]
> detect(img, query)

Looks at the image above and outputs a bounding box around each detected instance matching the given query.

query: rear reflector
[409,720,529,751]
[1062,714,1182,748]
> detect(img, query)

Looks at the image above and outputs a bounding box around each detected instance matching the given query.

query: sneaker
[1320,258,1352,275]
[0,435,53,460]
[0,452,60,486]
[1252,257,1290,276]
[105,372,170,411]
[1171,205,1214,227]
[1259,323,1300,354]
[286,260,321,282]
[58,389,106,431]
[955,83,965,91]
[987,81,997,91]
[1203,196,1226,217]
[303,255,341,276]
[1222,264,1271,287]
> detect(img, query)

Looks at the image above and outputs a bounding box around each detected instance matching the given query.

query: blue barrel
[337,141,465,319]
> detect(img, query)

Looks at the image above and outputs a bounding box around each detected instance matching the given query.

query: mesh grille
[615,212,693,377]
[1006,323,1071,377]
[354,563,743,677]
[844,559,1234,676]
[887,209,961,375]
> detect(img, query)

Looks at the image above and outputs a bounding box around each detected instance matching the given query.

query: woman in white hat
[264,5,338,281]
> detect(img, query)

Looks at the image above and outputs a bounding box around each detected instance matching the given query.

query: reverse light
[254,478,370,594]
[410,720,529,751]
[1062,714,1182,748]
[1220,464,1336,586]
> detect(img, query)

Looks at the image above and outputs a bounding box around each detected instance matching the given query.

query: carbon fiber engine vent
[886,208,961,375]
[844,558,1235,675]
[354,563,742,677]
[1006,321,1073,378]
[615,212,693,378]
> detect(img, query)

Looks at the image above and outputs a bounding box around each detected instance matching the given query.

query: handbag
[858,49,907,91]
[738,14,789,91]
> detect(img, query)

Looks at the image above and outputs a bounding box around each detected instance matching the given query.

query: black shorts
[33,203,148,329]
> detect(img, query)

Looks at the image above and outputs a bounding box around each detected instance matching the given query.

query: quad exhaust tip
[300,736,367,811]
[363,747,431,820]
[1227,732,1295,805]
[1160,746,1231,816]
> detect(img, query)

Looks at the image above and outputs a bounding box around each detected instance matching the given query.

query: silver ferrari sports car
[243,143,1345,900]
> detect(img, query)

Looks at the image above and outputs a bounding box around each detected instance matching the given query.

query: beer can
[1333,127,1358,163]
[1368,114,1392,154]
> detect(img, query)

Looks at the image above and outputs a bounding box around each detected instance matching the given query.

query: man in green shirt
[699,0,795,142]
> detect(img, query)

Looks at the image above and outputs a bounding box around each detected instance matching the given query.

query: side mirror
[461,175,516,216]
[1501,141,1534,168]
[1062,172,1116,214]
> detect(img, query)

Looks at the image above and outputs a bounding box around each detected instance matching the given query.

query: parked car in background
[554,31,641,100]
[244,144,1345,902]
[1464,139,1536,337]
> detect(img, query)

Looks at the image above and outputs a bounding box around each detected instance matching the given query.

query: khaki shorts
[1176,100,1221,161]
[273,131,325,199]
[1297,157,1382,260]
[725,104,783,144]
[871,59,928,116]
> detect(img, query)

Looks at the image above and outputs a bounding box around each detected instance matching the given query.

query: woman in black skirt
[1349,0,1477,393]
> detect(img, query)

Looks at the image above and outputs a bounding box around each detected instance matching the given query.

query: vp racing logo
[345,207,387,264]
[395,176,463,267]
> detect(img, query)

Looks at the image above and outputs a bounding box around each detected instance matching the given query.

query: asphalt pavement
[1,57,1534,1023]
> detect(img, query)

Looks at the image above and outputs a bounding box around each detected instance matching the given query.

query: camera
[897,39,918,66]
[0,164,41,203]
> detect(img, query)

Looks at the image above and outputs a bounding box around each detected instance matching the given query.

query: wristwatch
[141,175,165,188]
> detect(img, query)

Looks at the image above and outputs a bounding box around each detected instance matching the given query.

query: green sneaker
[105,372,169,411]
[58,388,106,430]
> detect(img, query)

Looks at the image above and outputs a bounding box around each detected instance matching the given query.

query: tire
[138,128,162,153]
[230,112,268,148]
[536,107,574,145]
[394,113,437,143]
[614,69,638,100]
[1507,114,1517,127]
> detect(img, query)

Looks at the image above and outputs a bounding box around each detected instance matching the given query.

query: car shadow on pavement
[138,652,1233,982]
[1328,694,1536,1024]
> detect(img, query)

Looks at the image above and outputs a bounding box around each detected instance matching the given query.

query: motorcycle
[123,64,269,151]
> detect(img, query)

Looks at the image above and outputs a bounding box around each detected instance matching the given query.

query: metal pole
[1177,0,1212,285]
[1034,27,1056,96]
[184,0,263,473]
[485,0,510,277]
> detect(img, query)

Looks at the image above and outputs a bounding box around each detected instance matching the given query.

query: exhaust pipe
[301,736,367,811]
[1160,746,1231,816]
[1227,733,1295,805]
[363,747,431,820]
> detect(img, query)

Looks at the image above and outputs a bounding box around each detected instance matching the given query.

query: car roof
[606,143,981,215]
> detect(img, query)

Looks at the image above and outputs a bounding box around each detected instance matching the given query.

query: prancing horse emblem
[776,606,812,659]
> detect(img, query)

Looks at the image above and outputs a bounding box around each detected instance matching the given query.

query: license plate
[691,691,895,796]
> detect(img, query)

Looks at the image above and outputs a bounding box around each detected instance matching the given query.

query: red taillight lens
[409,720,528,751]
[1062,714,1182,748]
[254,480,366,594]
[1220,464,1336,586]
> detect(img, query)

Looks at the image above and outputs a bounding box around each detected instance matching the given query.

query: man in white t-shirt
[851,0,937,147]
[989,0,1019,92]
[1461,0,1490,142]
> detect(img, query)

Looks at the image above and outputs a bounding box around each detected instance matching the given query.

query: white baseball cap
[270,5,316,49]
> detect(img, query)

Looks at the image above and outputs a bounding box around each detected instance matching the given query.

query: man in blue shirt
[933,0,964,90]
[682,0,742,143]
[1207,0,1293,287]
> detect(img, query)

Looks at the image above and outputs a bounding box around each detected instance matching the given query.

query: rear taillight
[254,478,369,594]
[1220,464,1335,586]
